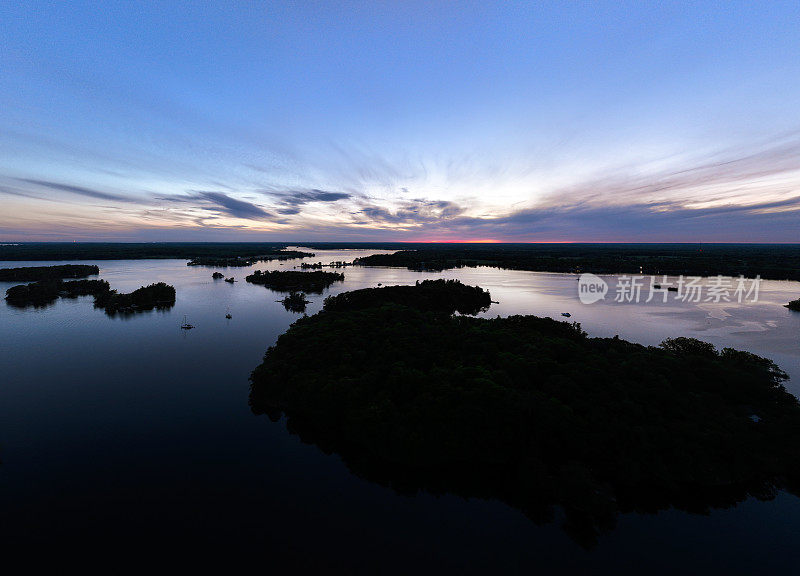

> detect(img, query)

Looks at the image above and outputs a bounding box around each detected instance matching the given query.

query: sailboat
[181,315,194,329]
[225,307,232,319]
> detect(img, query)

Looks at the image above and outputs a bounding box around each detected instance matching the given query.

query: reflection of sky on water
[1,250,799,571]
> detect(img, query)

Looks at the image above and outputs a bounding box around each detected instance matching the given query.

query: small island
[251,280,800,545]
[322,279,491,315]
[94,282,176,314]
[245,270,344,293]
[6,279,110,307]
[212,272,224,279]
[787,299,800,311]
[0,264,99,282]
[6,277,176,315]
[279,291,311,313]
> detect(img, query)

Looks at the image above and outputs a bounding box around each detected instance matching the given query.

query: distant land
[0,264,99,281]
[2,242,800,281]
[350,243,800,281]
[0,242,295,261]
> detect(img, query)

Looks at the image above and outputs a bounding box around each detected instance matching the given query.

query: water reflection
[1,251,800,570]
[249,281,800,547]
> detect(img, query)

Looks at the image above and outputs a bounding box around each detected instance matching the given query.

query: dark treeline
[245,270,344,293]
[187,250,313,267]
[6,279,110,307]
[3,243,799,280]
[0,264,99,281]
[5,277,175,315]
[299,261,352,269]
[353,243,800,281]
[0,242,301,261]
[250,281,800,546]
[323,279,491,315]
[94,282,176,314]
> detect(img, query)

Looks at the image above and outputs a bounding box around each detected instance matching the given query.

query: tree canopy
[0,264,99,282]
[5,278,175,315]
[245,270,344,293]
[251,280,800,545]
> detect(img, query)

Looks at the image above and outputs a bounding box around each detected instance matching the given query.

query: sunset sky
[2,1,799,242]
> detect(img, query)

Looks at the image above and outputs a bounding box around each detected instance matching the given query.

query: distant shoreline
[2,242,800,282]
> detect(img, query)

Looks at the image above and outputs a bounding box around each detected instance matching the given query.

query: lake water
[2,249,800,572]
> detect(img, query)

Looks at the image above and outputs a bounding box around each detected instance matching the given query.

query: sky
[1,1,799,242]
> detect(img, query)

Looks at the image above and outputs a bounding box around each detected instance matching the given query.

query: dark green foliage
[280,291,310,313]
[323,279,491,315]
[250,281,800,545]
[6,279,110,307]
[59,279,111,298]
[353,243,800,281]
[245,270,344,293]
[93,282,176,315]
[659,337,718,357]
[787,299,800,311]
[0,264,99,281]
[6,277,175,315]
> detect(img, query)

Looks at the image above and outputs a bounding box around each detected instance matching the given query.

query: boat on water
[225,307,232,319]
[181,315,194,330]
[561,312,571,317]
[225,277,235,283]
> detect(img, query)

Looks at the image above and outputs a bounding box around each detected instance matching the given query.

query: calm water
[2,249,800,572]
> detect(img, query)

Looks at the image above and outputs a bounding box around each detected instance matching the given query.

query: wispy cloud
[355,199,466,226]
[261,188,353,216]
[16,178,137,203]
[192,191,274,220]
[273,189,352,205]
[543,131,800,209]
[157,190,276,221]
[407,195,800,241]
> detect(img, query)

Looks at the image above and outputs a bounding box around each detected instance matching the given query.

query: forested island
[251,280,800,544]
[352,243,800,281]
[6,279,110,307]
[322,279,491,315]
[787,299,800,311]
[5,273,175,315]
[245,270,344,293]
[93,282,176,314]
[0,264,99,281]
[280,291,311,313]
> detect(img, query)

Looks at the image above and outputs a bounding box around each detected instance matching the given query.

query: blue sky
[1,1,799,241]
